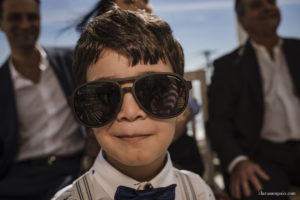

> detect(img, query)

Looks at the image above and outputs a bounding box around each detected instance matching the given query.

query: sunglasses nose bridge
[121,86,146,112]
[122,87,133,94]
[121,86,138,103]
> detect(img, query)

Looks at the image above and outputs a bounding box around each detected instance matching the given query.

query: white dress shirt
[252,39,300,142]
[228,39,300,173]
[53,150,215,200]
[9,46,84,161]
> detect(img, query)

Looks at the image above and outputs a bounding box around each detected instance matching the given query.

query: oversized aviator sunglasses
[72,72,192,127]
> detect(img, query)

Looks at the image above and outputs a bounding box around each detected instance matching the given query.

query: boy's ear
[175,109,190,132]
[175,112,185,123]
[173,112,186,142]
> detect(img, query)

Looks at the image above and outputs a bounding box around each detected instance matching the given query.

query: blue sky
[1,0,300,71]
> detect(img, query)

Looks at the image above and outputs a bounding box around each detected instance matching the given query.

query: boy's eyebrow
[94,71,159,81]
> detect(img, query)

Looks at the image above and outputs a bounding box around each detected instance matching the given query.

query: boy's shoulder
[173,168,215,200]
[53,169,112,200]
[51,183,75,200]
[52,171,99,200]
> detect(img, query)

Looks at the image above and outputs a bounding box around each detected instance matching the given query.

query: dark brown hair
[76,0,115,32]
[235,0,244,18]
[73,6,184,85]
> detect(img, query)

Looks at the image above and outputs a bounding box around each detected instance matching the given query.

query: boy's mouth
[116,134,151,143]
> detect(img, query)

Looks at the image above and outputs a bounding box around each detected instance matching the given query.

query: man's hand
[230,160,270,199]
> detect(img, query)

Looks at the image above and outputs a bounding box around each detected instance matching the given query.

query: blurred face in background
[238,0,280,37]
[115,0,152,13]
[0,0,40,50]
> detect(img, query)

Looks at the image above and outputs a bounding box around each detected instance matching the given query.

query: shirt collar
[251,37,283,48]
[251,38,283,56]
[9,45,49,82]
[91,150,177,199]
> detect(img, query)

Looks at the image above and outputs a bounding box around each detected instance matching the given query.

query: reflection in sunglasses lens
[73,73,189,127]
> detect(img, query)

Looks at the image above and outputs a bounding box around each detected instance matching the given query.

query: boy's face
[87,49,176,169]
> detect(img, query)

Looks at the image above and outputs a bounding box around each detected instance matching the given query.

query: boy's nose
[116,90,147,122]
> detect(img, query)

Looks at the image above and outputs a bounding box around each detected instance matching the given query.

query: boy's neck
[105,152,168,182]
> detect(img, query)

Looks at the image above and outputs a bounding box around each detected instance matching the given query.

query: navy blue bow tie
[114,184,176,200]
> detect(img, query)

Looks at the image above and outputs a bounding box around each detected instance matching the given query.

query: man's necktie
[114,184,176,200]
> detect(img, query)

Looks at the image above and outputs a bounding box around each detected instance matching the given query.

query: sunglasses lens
[73,82,121,127]
[135,74,188,118]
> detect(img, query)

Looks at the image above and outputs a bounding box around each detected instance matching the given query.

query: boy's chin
[115,154,157,167]
[107,150,167,170]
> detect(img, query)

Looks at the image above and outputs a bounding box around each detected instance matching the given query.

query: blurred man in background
[207,0,300,199]
[0,0,85,199]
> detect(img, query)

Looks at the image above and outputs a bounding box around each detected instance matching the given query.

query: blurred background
[1,0,299,70]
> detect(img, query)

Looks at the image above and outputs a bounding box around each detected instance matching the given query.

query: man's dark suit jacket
[0,47,80,178]
[207,38,300,174]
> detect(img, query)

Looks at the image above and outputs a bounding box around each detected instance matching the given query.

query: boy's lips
[116,134,152,143]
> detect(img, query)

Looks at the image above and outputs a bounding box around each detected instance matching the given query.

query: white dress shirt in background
[9,46,84,161]
[228,39,300,173]
[253,39,300,143]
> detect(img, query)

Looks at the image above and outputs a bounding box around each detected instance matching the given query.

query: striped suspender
[176,171,197,200]
[74,175,94,200]
[73,171,196,200]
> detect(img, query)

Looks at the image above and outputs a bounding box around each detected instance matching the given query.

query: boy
[53,6,215,200]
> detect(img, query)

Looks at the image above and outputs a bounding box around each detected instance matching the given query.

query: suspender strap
[176,171,197,200]
[74,174,94,200]
[73,171,197,200]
